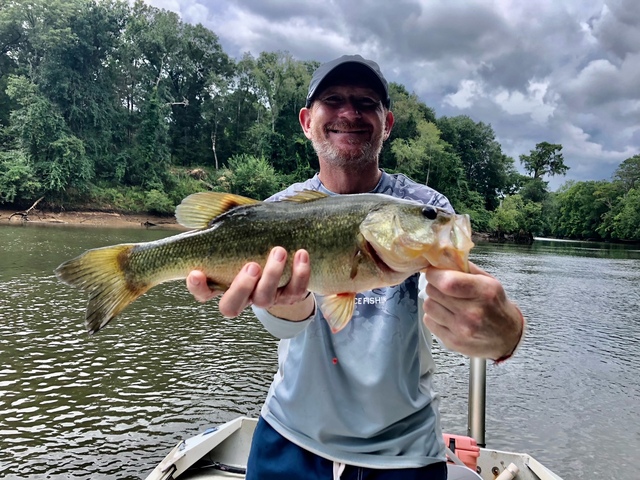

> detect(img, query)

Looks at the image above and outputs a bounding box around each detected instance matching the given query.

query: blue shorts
[246,417,447,480]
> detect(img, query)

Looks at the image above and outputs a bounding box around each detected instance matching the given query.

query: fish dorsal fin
[175,192,260,229]
[280,190,329,203]
[319,293,356,333]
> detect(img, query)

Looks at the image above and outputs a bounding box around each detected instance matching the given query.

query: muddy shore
[0,208,183,230]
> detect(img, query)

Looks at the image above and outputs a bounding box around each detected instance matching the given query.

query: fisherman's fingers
[421,297,456,348]
[251,247,288,308]
[187,270,222,302]
[423,301,491,358]
[275,249,311,305]
[425,262,498,300]
[218,262,262,317]
[423,281,524,359]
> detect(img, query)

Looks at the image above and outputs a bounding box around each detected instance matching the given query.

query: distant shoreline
[0,208,183,230]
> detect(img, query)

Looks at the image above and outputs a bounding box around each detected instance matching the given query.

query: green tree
[164,22,233,167]
[489,194,543,240]
[489,196,520,235]
[225,154,282,199]
[520,142,568,179]
[202,71,232,170]
[253,51,303,134]
[608,188,640,241]
[437,115,516,210]
[519,177,548,203]
[391,119,467,208]
[381,83,436,171]
[128,88,170,188]
[553,180,611,239]
[0,151,41,204]
[249,52,311,173]
[6,75,92,197]
[613,154,640,192]
[0,0,22,129]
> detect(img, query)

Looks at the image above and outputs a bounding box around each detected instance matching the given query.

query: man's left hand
[422,261,525,361]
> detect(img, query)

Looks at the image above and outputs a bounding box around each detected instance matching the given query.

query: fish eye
[421,206,438,220]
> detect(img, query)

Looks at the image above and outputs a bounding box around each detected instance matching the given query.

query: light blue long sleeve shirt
[252,171,452,468]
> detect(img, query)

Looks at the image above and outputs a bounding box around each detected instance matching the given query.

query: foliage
[613,154,640,192]
[549,176,640,242]
[457,190,492,233]
[224,154,282,200]
[489,197,520,235]
[1,0,635,243]
[518,176,549,203]
[0,151,41,203]
[553,181,609,239]
[520,142,568,179]
[5,75,93,199]
[607,188,640,241]
[489,195,543,237]
[143,188,175,215]
[381,83,436,170]
[391,119,473,213]
[437,115,517,210]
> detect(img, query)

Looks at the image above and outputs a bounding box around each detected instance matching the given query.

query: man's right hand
[186,246,315,321]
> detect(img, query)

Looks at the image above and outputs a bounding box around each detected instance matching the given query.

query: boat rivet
[492,466,500,475]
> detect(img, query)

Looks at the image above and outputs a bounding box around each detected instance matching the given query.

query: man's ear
[383,111,395,140]
[299,107,313,140]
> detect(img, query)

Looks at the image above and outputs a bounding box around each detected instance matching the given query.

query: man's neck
[317,164,382,194]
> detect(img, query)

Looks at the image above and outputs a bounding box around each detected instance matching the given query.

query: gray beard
[311,135,384,170]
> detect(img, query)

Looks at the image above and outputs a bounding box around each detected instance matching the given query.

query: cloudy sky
[147,0,639,190]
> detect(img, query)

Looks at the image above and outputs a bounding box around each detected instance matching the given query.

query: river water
[1,224,639,479]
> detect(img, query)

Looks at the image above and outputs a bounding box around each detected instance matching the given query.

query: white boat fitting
[145,416,563,480]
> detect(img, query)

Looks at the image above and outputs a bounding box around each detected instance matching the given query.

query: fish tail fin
[55,244,150,334]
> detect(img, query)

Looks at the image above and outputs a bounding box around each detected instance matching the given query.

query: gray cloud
[148,0,640,190]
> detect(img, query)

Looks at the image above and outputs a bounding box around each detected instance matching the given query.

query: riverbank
[0,208,182,230]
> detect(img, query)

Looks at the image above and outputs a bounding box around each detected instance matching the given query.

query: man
[187,55,525,479]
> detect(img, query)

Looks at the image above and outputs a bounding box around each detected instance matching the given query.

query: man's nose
[336,99,362,118]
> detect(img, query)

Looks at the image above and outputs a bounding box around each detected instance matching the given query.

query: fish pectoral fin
[350,253,360,280]
[175,192,260,229]
[319,293,356,333]
[350,233,369,280]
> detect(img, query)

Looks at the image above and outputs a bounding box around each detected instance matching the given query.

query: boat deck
[146,417,563,480]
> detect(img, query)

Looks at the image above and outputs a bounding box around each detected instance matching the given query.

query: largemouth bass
[55,191,474,335]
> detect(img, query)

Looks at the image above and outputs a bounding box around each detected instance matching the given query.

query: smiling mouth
[326,121,371,136]
[329,129,368,134]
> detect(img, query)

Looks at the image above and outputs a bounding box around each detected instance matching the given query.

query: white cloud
[443,80,482,110]
[494,81,556,123]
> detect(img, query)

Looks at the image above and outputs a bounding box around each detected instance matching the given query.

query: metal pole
[468,357,486,447]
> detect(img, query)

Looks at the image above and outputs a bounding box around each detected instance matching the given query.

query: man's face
[300,84,394,168]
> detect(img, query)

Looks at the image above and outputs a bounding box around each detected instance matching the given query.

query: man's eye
[357,98,380,109]
[322,96,343,105]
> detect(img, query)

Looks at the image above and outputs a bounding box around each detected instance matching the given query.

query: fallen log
[8,196,45,222]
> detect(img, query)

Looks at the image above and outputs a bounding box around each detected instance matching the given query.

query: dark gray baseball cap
[305,55,391,109]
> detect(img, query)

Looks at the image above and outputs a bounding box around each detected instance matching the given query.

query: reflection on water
[1,226,639,479]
